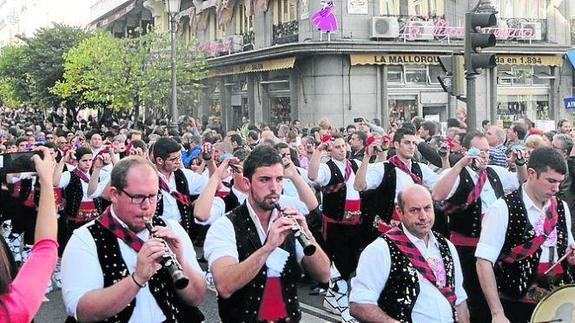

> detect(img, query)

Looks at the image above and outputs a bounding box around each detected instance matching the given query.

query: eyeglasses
[118,188,158,205]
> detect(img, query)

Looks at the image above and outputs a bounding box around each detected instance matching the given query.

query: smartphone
[353,117,363,123]
[3,151,43,173]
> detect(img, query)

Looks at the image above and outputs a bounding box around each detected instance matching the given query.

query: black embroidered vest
[446,167,504,237]
[217,203,301,323]
[222,189,240,213]
[155,169,197,234]
[495,190,573,299]
[375,162,423,223]
[322,159,359,221]
[86,217,204,323]
[63,172,84,220]
[378,232,456,323]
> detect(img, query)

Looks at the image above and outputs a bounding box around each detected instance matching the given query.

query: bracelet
[131,273,146,288]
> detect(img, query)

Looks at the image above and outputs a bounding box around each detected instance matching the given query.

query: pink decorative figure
[311,0,337,40]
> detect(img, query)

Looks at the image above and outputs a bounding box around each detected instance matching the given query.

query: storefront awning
[351,54,440,66]
[88,0,137,30]
[566,50,575,69]
[207,57,295,78]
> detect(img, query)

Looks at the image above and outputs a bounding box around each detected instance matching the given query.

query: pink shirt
[0,239,58,322]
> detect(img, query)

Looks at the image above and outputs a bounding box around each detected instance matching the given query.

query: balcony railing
[272,20,298,45]
[243,30,254,51]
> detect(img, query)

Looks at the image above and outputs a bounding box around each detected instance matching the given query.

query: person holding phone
[0,146,59,322]
[53,147,107,250]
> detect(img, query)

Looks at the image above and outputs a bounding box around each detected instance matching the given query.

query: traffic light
[438,55,465,98]
[464,12,497,75]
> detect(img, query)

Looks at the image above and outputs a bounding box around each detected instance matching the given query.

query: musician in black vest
[308,135,365,322]
[152,137,208,237]
[354,127,439,234]
[476,147,575,323]
[204,145,330,323]
[61,156,206,322]
[431,131,526,323]
[350,184,470,323]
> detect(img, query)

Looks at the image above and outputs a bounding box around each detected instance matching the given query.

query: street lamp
[165,0,181,131]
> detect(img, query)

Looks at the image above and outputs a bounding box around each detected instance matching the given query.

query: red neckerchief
[72,168,90,183]
[388,155,422,184]
[385,226,456,306]
[97,207,144,252]
[158,175,190,206]
[500,197,559,263]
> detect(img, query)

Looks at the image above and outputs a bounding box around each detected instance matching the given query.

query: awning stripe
[207,57,295,78]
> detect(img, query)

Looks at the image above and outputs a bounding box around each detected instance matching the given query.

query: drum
[531,284,575,323]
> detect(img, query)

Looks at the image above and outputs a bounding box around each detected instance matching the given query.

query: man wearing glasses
[152,137,208,237]
[61,156,206,322]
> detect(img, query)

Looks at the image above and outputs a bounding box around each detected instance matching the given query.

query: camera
[3,151,43,173]
[438,146,449,157]
[353,117,364,123]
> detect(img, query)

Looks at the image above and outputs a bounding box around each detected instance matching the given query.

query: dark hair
[15,137,28,146]
[512,124,527,140]
[447,118,461,128]
[558,119,569,129]
[393,127,415,144]
[527,147,566,175]
[130,139,147,151]
[242,145,282,180]
[346,124,356,131]
[247,130,259,141]
[274,142,289,151]
[421,121,437,136]
[482,120,491,127]
[401,122,416,133]
[353,130,368,145]
[233,148,250,162]
[152,137,181,160]
[41,142,57,150]
[461,130,485,149]
[110,156,155,190]
[230,133,243,146]
[74,147,92,160]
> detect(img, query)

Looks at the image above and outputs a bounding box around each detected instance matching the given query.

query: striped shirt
[488,144,508,168]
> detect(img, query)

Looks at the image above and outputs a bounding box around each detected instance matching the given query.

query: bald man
[350,184,469,323]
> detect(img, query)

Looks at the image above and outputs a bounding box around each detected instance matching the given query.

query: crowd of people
[0,103,574,323]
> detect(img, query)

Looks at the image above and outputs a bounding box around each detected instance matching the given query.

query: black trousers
[455,245,490,323]
[501,299,536,323]
[325,222,362,280]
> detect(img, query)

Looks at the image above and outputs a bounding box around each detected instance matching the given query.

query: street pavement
[36,283,341,322]
[35,246,341,322]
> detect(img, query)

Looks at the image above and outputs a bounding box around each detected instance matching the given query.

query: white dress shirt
[58,170,106,200]
[364,161,439,202]
[204,200,305,277]
[282,167,313,198]
[350,229,467,323]
[311,159,362,200]
[475,188,574,264]
[61,208,203,323]
[440,165,519,212]
[158,169,208,223]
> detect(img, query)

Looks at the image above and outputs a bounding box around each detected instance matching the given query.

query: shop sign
[201,35,243,57]
[564,96,575,110]
[496,55,563,67]
[351,54,439,66]
[207,57,295,78]
[348,0,368,15]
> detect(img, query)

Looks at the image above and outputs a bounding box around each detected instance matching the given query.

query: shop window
[379,0,399,16]
[428,65,442,84]
[405,65,427,85]
[387,66,403,83]
[271,97,291,125]
[389,98,418,123]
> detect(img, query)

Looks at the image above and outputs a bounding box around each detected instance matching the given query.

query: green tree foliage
[52,28,207,115]
[0,45,30,106]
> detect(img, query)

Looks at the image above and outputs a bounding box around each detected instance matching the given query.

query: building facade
[181,0,573,130]
[0,0,91,48]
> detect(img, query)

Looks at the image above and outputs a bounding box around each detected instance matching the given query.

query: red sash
[257,277,288,321]
[388,156,422,184]
[97,207,144,252]
[72,168,90,183]
[500,197,559,263]
[385,226,456,306]
[159,176,190,206]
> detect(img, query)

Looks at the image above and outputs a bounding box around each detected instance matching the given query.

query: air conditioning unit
[370,17,400,39]
[408,20,434,40]
[228,35,243,53]
[520,21,542,41]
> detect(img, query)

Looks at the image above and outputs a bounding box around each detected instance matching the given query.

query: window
[406,0,444,17]
[405,65,427,85]
[387,66,403,83]
[495,0,546,18]
[428,65,442,84]
[216,18,226,39]
[273,0,297,25]
[209,12,216,41]
[497,66,551,86]
[379,0,399,15]
[235,4,253,34]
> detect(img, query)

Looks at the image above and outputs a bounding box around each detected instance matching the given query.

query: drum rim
[530,283,575,322]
